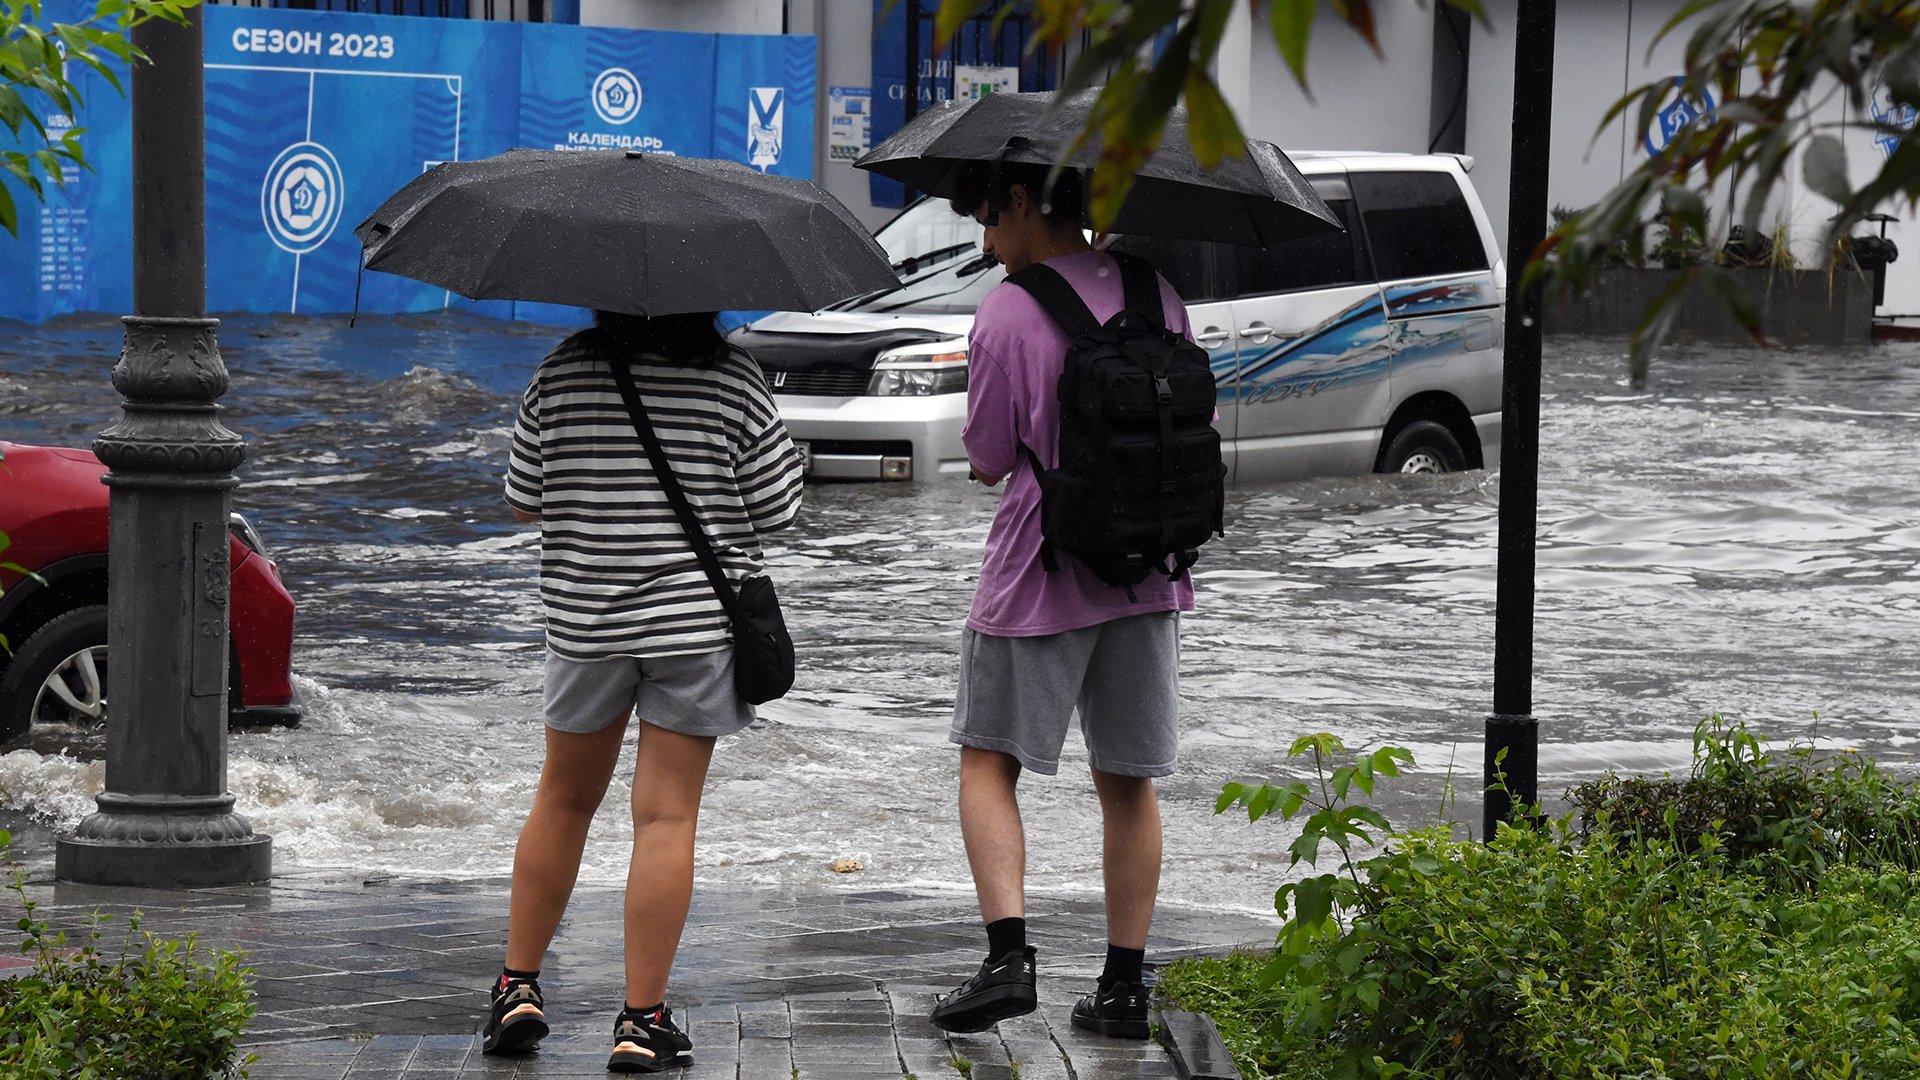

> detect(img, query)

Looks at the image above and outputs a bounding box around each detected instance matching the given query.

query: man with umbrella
[357,150,897,1072]
[857,91,1340,1041]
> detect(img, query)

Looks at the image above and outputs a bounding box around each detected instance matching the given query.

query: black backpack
[1008,251,1226,595]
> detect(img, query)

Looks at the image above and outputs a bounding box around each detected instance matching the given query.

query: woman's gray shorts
[950,611,1180,778]
[543,648,754,738]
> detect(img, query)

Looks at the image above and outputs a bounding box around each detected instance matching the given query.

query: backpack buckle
[1154,374,1174,404]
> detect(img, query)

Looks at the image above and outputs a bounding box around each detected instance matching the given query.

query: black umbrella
[354,149,899,316]
[856,90,1339,247]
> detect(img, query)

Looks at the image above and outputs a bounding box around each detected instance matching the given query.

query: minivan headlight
[869,339,969,396]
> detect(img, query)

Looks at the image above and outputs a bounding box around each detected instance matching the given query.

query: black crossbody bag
[608,359,795,705]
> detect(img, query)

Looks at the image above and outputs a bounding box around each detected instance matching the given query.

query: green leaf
[932,0,992,51]
[1181,68,1243,170]
[0,177,14,237]
[1291,874,1335,929]
[1268,0,1315,90]
[1802,133,1851,206]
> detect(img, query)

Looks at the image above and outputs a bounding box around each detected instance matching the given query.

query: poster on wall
[954,65,1017,101]
[827,86,871,163]
[518,24,715,156]
[714,34,815,178]
[0,7,817,324]
[207,6,522,317]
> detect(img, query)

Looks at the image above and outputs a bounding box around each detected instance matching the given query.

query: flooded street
[4,313,1919,916]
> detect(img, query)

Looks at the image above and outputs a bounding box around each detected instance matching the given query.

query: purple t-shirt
[962,249,1198,637]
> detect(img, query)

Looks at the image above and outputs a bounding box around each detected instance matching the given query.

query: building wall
[579,0,783,34]
[567,1,1917,315]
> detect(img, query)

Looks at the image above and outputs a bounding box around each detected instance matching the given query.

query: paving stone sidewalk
[5,869,1272,1079]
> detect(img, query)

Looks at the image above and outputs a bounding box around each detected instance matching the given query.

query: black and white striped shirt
[506,332,804,660]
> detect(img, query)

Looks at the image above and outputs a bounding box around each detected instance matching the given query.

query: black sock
[985,916,1027,958]
[622,1002,665,1023]
[1101,944,1145,988]
[497,967,539,994]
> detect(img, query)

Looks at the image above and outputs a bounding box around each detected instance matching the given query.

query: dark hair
[589,310,725,367]
[947,161,1085,225]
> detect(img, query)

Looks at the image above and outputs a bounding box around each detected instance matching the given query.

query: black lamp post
[54,7,271,887]
[1486,0,1556,835]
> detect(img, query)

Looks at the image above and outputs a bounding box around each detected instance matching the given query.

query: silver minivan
[732,152,1506,483]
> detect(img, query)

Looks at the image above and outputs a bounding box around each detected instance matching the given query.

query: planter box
[1544,267,1874,346]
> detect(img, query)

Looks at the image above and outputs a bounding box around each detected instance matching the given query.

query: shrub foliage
[1165,719,1920,1079]
[0,831,256,1079]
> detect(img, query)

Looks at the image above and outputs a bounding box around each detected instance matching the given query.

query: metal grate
[765,370,872,397]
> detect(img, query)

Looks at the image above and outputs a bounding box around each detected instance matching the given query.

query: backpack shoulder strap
[1006,262,1100,339]
[1107,250,1166,330]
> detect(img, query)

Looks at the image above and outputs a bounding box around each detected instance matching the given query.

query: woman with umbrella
[356,150,898,1072]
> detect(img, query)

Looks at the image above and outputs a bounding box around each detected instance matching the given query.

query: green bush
[1162,721,1920,1079]
[0,830,257,1079]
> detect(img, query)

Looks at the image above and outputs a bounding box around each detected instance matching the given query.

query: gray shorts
[950,612,1180,778]
[544,648,754,738]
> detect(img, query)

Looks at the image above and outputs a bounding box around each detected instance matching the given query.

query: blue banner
[0,8,817,324]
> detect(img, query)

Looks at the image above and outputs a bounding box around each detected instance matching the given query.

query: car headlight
[868,339,969,396]
[229,512,269,557]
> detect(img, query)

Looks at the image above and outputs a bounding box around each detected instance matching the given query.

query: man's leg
[959,745,1026,924]
[1091,767,1161,951]
[505,715,631,972]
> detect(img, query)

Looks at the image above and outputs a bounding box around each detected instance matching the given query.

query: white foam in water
[0,749,103,822]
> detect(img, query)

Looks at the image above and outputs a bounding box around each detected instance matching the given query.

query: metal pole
[56,6,271,887]
[1485,0,1556,836]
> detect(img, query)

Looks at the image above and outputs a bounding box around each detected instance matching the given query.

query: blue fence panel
[0,7,815,324]
[205,7,523,316]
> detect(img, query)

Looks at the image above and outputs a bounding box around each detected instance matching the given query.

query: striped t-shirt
[505,331,804,660]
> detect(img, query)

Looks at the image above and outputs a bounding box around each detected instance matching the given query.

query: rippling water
[3,314,1918,915]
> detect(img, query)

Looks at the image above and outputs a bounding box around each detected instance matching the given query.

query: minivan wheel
[1380,420,1467,475]
[0,605,109,745]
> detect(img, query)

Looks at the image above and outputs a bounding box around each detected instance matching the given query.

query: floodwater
[3,314,1918,916]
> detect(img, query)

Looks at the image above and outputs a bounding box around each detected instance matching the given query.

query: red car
[0,441,302,745]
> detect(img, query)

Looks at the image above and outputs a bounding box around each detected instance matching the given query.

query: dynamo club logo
[748,86,784,170]
[593,67,643,126]
[261,141,344,255]
[1870,78,1916,161]
[1644,77,1717,157]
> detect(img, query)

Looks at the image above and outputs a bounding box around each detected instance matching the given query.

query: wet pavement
[4,870,1273,1078]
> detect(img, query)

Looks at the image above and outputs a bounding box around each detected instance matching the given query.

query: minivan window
[850,252,1005,316]
[875,198,985,266]
[1104,234,1220,301]
[1224,199,1364,297]
[1350,171,1488,280]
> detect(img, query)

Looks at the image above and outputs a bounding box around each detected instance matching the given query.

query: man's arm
[511,506,541,523]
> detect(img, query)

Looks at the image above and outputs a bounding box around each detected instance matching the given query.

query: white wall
[579,0,783,34]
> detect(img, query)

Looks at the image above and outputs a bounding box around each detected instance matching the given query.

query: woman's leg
[504,714,631,972]
[622,719,717,1008]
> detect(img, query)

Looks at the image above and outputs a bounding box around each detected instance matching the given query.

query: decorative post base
[54,314,270,888]
[56,794,271,888]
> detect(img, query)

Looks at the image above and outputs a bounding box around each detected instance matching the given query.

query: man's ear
[1006,183,1031,219]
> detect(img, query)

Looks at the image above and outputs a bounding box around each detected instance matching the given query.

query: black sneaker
[928,946,1038,1033]
[607,1006,694,1073]
[1071,977,1151,1040]
[481,975,548,1056]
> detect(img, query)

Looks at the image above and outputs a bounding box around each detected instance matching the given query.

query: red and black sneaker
[481,974,548,1056]
[607,1006,694,1073]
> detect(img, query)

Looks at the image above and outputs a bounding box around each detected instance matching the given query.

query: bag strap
[1108,250,1166,330]
[1006,262,1100,339]
[608,358,743,623]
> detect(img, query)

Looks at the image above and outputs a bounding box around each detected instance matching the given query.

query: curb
[1156,1008,1240,1080]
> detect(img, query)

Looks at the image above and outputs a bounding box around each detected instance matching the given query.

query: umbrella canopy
[355,150,899,316]
[856,90,1339,247]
